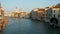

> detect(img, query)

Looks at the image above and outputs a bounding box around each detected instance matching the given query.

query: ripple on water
[3,18,60,34]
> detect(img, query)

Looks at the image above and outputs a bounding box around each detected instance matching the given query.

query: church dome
[14,7,20,13]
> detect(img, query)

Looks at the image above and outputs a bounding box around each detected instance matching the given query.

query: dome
[14,7,20,13]
[15,9,19,12]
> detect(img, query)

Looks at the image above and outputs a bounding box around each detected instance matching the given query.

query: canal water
[0,17,60,34]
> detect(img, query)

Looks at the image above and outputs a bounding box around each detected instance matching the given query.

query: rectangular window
[59,10,60,13]
[46,14,47,16]
[43,14,45,16]
[46,10,48,13]
[58,15,59,17]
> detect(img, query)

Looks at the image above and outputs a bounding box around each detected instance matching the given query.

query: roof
[33,8,44,11]
[38,8,45,11]
[52,3,60,8]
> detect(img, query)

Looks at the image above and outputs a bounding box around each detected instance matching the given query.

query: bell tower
[0,3,4,17]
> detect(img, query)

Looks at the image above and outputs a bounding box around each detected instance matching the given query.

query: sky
[0,0,60,13]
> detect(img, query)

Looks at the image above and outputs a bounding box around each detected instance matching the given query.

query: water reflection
[0,30,4,34]
[1,17,60,34]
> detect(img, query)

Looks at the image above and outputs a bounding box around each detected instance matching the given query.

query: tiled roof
[38,8,45,11]
[52,3,60,8]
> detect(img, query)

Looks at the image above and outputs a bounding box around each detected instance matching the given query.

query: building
[20,12,28,18]
[12,7,21,18]
[0,3,4,22]
[0,3,7,30]
[36,8,45,20]
[44,3,60,22]
[30,8,44,20]
[52,3,60,18]
[0,3,4,17]
[30,8,38,20]
[44,7,52,20]
[4,12,12,17]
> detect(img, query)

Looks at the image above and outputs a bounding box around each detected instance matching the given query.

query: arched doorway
[50,17,58,27]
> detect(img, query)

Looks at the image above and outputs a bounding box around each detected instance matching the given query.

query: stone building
[0,3,4,17]
[44,3,60,22]
[30,8,44,20]
[12,7,21,18]
[0,3,4,23]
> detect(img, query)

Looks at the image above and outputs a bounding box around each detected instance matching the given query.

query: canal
[0,17,60,34]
